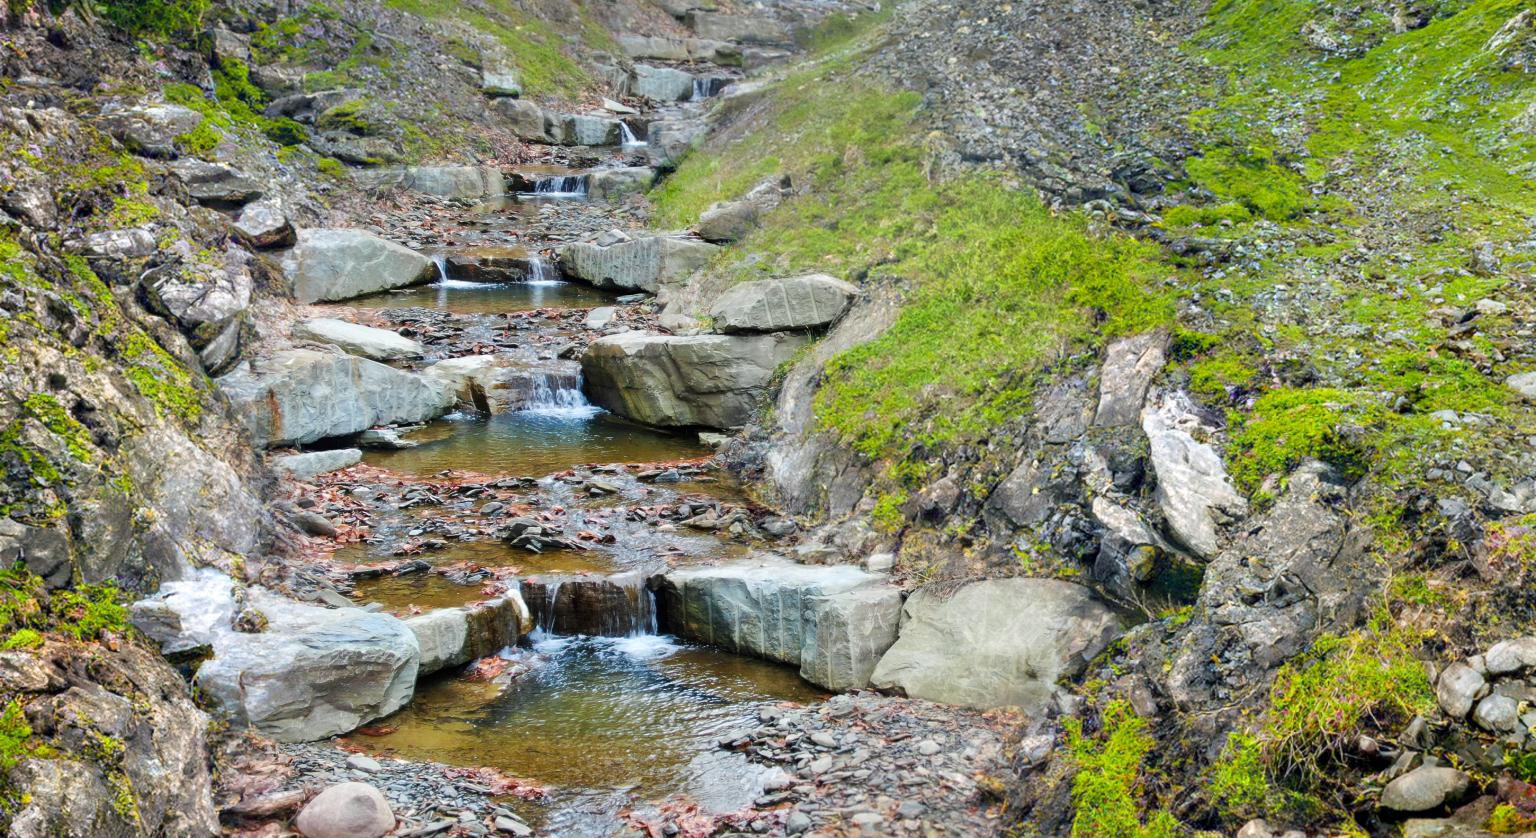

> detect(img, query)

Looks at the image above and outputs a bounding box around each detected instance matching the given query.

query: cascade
[523,370,600,419]
[620,122,647,147]
[530,175,589,198]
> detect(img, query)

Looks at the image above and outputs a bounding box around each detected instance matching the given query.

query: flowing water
[353,634,826,833]
[361,411,710,477]
[319,241,814,836]
[345,279,613,315]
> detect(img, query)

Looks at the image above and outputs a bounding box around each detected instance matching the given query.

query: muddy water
[346,279,613,315]
[361,411,711,478]
[356,635,826,832]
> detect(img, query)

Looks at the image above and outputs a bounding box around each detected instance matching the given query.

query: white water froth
[522,373,601,419]
[620,122,647,147]
[156,568,237,648]
[599,633,680,660]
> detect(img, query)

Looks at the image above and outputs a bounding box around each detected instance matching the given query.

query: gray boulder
[141,247,253,348]
[168,159,263,208]
[1380,766,1472,814]
[581,332,808,428]
[98,103,204,159]
[294,782,395,838]
[1436,660,1487,718]
[194,591,419,743]
[558,114,623,146]
[493,98,552,143]
[1143,394,1247,559]
[403,166,505,200]
[1506,371,1536,400]
[1485,636,1536,674]
[559,234,717,293]
[407,594,532,676]
[271,449,362,480]
[588,167,655,202]
[695,176,788,242]
[218,348,452,447]
[233,198,296,249]
[631,64,696,101]
[656,557,903,690]
[284,228,435,304]
[647,119,708,170]
[79,227,156,260]
[618,34,692,61]
[869,578,1120,711]
[293,318,424,361]
[1094,330,1169,427]
[708,274,857,333]
[481,69,521,98]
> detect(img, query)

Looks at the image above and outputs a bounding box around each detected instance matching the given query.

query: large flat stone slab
[284,229,435,304]
[559,234,717,293]
[655,557,902,690]
[581,332,808,428]
[192,589,420,743]
[218,348,452,447]
[870,577,1120,711]
[407,594,532,676]
[293,318,424,361]
[709,274,857,334]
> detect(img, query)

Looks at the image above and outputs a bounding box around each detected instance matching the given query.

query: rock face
[1142,394,1247,559]
[687,11,793,44]
[559,234,718,293]
[695,177,788,242]
[402,165,505,200]
[293,318,424,361]
[1094,331,1169,427]
[647,119,708,170]
[631,64,696,100]
[98,103,203,158]
[588,166,655,202]
[294,782,395,838]
[869,578,1120,711]
[481,69,521,97]
[139,245,253,369]
[218,348,452,447]
[708,274,858,333]
[195,591,419,743]
[655,557,904,690]
[406,594,533,676]
[3,641,218,838]
[557,113,623,146]
[284,229,436,304]
[582,332,809,428]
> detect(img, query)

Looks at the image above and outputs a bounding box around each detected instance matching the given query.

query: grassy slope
[654,16,1174,511]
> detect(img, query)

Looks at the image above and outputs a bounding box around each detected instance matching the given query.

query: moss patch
[1064,699,1181,837]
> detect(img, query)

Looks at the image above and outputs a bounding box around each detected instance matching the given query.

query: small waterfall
[526,571,658,638]
[430,253,450,282]
[529,175,589,198]
[525,256,562,284]
[522,369,600,419]
[619,122,646,147]
[691,77,730,100]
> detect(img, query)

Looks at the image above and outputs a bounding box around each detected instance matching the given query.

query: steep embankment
[643,0,1536,835]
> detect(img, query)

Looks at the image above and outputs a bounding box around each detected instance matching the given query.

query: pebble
[346,754,383,773]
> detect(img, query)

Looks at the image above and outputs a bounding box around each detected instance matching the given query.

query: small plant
[1064,700,1182,837]
[0,698,33,772]
[1,629,43,650]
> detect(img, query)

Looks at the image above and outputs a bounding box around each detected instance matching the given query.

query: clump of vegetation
[1260,623,1434,785]
[0,564,129,645]
[0,698,35,772]
[1227,388,1374,492]
[1064,700,1181,837]
[120,331,204,422]
[98,0,211,38]
[1183,148,1313,222]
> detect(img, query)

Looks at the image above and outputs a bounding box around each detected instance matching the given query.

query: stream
[317,233,819,834]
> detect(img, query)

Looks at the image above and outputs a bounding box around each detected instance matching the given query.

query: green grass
[383,0,591,97]
[654,63,1172,481]
[1064,700,1181,838]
